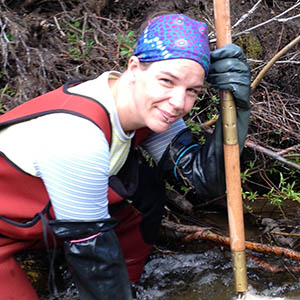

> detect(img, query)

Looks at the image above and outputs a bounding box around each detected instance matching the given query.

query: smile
[158,108,179,124]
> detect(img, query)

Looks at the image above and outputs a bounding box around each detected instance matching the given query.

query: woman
[0,13,251,300]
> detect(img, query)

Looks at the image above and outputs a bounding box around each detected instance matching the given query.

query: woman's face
[128,57,205,133]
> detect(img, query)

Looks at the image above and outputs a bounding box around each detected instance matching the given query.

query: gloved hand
[207,44,251,110]
[158,44,251,200]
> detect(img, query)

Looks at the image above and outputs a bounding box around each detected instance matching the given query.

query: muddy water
[132,249,300,300]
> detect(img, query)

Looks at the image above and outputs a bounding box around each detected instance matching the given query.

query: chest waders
[0,82,165,300]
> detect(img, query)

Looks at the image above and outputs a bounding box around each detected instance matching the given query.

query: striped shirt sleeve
[34,117,110,221]
[141,118,187,163]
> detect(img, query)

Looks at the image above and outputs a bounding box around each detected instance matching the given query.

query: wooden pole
[213,0,248,297]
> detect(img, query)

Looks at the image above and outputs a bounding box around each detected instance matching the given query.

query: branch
[248,59,300,65]
[232,0,263,29]
[278,13,300,23]
[251,35,300,89]
[209,1,300,43]
[233,2,300,38]
[162,220,300,263]
[246,140,300,171]
[246,254,300,273]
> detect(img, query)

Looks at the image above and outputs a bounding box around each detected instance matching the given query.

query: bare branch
[251,35,300,89]
[232,0,263,29]
[233,1,300,37]
[278,13,300,23]
[53,16,65,37]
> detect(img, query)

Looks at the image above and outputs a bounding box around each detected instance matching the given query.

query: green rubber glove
[207,44,251,110]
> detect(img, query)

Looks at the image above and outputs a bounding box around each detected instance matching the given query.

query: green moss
[235,35,263,60]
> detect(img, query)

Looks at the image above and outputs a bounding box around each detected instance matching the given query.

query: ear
[127,56,141,82]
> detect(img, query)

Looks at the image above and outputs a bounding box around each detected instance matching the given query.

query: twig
[209,1,300,43]
[200,123,300,171]
[53,16,65,37]
[251,35,300,89]
[82,13,88,41]
[278,13,300,23]
[232,0,262,29]
[272,231,300,238]
[246,140,300,171]
[248,58,300,65]
[277,144,300,156]
[233,2,300,38]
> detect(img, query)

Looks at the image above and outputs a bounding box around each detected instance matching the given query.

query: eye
[160,78,173,86]
[187,88,200,97]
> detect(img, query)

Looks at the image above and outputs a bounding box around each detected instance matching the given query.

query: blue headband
[134,14,210,76]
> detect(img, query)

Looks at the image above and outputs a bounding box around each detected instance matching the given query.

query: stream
[132,249,300,300]
[29,203,300,300]
[35,245,300,300]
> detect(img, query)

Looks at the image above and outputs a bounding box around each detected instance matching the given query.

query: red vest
[0,82,151,239]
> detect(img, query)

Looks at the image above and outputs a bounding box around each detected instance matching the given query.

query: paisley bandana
[134,14,210,76]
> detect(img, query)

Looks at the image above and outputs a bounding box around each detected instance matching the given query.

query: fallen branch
[247,254,300,274]
[162,220,300,263]
[246,140,300,171]
[272,231,300,238]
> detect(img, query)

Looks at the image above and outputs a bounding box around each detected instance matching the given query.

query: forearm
[158,127,225,199]
[158,104,250,199]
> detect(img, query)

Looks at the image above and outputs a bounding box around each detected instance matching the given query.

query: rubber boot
[50,218,133,300]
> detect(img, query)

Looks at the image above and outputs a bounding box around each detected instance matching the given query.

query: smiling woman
[112,57,205,133]
[0,11,251,300]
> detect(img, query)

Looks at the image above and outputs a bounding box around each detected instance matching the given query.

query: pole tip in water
[237,292,247,300]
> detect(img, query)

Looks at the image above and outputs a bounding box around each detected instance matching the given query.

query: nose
[169,89,185,111]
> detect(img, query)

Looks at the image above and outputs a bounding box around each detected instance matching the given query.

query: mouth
[158,108,179,124]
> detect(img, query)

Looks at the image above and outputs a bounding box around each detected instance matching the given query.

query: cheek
[144,86,166,105]
[184,98,197,114]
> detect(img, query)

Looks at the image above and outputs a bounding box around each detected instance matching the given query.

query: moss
[235,34,263,60]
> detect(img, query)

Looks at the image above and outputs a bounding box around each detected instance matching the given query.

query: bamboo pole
[213,0,248,297]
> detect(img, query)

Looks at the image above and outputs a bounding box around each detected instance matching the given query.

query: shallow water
[36,245,300,300]
[132,249,300,300]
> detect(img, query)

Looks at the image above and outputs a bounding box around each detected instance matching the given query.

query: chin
[148,122,170,133]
